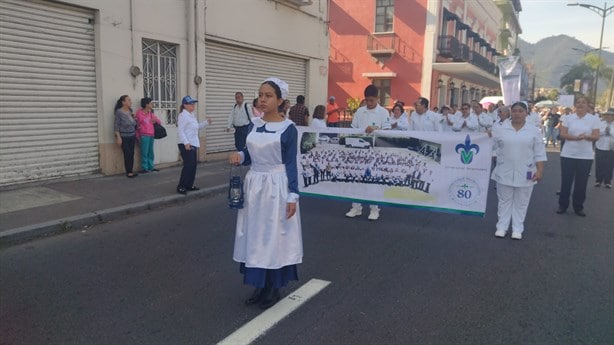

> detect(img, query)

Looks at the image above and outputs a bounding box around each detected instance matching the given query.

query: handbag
[153,122,167,139]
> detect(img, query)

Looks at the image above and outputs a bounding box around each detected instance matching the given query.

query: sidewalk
[0,159,229,246]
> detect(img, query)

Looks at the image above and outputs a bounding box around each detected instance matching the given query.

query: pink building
[328,0,522,110]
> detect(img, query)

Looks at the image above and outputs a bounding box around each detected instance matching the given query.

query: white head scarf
[264,77,289,100]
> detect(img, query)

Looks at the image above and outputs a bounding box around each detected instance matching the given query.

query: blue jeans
[545,126,559,146]
[140,135,154,171]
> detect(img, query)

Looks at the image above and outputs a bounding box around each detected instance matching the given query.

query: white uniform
[348,104,389,218]
[477,111,495,132]
[234,118,302,269]
[491,121,547,235]
[389,112,409,130]
[452,113,479,132]
[351,104,391,129]
[408,110,442,131]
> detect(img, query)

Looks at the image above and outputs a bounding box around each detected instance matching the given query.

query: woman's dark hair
[262,81,282,99]
[417,97,429,108]
[440,106,450,112]
[511,102,528,112]
[253,98,258,107]
[313,105,326,119]
[140,97,153,109]
[392,104,404,114]
[114,95,129,112]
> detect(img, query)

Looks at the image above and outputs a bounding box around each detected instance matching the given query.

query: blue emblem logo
[455,135,480,164]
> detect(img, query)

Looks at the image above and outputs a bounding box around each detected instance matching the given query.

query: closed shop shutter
[204,40,307,153]
[0,0,98,185]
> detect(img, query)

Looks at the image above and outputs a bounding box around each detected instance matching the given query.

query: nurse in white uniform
[491,102,547,240]
[229,78,302,309]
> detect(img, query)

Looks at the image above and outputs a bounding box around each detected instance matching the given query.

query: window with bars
[142,39,178,124]
[375,0,394,33]
[372,79,391,107]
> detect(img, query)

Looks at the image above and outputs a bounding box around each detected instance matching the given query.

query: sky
[518,0,614,53]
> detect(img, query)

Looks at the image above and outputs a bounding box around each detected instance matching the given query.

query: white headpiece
[264,77,289,100]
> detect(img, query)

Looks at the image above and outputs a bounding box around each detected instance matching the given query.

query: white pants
[495,183,534,234]
[351,203,379,211]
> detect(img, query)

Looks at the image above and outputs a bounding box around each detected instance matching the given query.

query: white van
[345,137,371,148]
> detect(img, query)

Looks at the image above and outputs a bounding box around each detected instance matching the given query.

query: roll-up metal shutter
[204,40,307,153]
[0,0,98,186]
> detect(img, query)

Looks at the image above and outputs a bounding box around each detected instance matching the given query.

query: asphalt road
[1,153,613,345]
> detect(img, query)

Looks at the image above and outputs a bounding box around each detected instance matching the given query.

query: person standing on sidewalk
[135,97,161,173]
[345,84,391,221]
[114,95,138,178]
[556,96,601,217]
[226,92,253,150]
[326,96,342,127]
[594,109,614,188]
[288,95,310,126]
[229,77,302,310]
[176,96,211,195]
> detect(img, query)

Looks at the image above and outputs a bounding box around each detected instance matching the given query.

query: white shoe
[345,207,362,218]
[367,208,380,221]
[511,232,522,240]
[494,230,507,238]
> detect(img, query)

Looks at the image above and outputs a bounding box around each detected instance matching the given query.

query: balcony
[367,33,396,60]
[434,36,500,88]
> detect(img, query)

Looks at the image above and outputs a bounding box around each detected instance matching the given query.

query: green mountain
[518,35,614,89]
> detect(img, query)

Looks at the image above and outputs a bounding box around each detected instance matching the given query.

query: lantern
[228,168,244,209]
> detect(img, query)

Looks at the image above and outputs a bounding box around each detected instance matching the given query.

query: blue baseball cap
[182,95,198,104]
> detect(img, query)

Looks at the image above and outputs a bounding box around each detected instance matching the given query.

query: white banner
[498,56,522,105]
[297,127,493,216]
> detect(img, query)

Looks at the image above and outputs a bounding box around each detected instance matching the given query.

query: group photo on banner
[296,127,493,216]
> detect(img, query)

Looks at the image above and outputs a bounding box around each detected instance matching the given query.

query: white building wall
[24,0,328,178]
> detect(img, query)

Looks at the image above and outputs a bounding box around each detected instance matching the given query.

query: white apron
[233,119,303,269]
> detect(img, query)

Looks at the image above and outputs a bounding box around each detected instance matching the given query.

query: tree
[547,89,559,101]
[560,63,592,94]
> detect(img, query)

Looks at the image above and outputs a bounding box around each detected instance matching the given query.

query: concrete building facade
[0,0,329,186]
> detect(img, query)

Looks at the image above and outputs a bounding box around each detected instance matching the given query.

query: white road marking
[216,278,331,345]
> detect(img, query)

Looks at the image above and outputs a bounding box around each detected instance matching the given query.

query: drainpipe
[187,0,196,97]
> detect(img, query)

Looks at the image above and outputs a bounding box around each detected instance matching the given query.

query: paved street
[1,152,613,345]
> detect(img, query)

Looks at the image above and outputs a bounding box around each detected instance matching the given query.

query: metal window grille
[372,79,391,107]
[142,39,178,124]
[375,0,394,33]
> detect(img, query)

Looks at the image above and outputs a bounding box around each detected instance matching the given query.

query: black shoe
[245,288,264,305]
[594,182,601,187]
[140,170,149,174]
[177,187,187,195]
[574,210,586,217]
[127,173,138,178]
[259,288,280,309]
[555,191,560,195]
[188,186,200,191]
[556,208,566,214]
[151,168,160,172]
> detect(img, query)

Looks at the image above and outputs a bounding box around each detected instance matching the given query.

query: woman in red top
[135,97,162,172]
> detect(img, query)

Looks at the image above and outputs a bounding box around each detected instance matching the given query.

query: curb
[0,184,227,247]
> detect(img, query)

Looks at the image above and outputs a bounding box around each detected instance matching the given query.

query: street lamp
[571,47,607,56]
[567,2,614,106]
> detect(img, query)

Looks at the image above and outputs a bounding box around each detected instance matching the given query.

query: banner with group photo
[296,127,493,216]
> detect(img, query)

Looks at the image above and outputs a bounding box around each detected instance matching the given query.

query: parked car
[318,135,330,143]
[345,137,371,148]
[330,136,339,144]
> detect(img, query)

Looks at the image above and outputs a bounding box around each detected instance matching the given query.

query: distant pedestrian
[311,105,327,128]
[326,96,342,127]
[226,92,253,151]
[543,106,561,147]
[135,97,162,173]
[491,102,546,240]
[594,108,614,188]
[252,98,263,118]
[288,95,310,126]
[114,95,138,178]
[557,96,600,216]
[176,96,211,195]
[229,77,302,310]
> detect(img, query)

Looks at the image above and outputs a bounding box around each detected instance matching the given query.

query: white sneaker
[494,230,507,238]
[511,232,522,240]
[345,207,362,218]
[367,208,380,221]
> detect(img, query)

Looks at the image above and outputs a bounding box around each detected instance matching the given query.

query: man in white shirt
[452,103,479,132]
[408,97,442,132]
[226,91,253,150]
[526,101,542,129]
[346,84,390,221]
[475,102,494,132]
